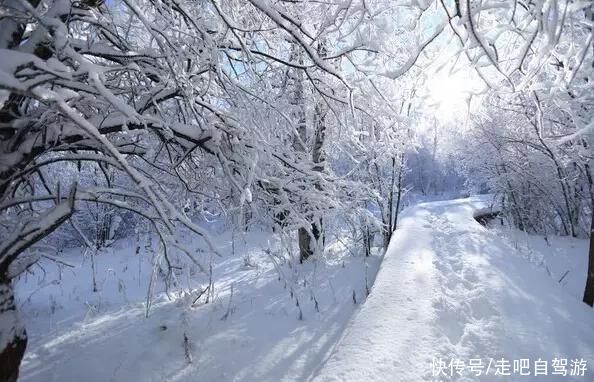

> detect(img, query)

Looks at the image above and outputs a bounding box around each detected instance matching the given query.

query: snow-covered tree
[0,0,435,376]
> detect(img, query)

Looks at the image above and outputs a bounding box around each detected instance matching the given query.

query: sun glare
[427,70,476,123]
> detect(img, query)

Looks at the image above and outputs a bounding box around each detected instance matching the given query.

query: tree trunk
[293,39,328,263]
[583,208,594,306]
[299,219,322,263]
[582,148,594,306]
[384,157,396,249]
[298,227,313,263]
[0,278,27,382]
[287,46,314,263]
[581,3,594,308]
[393,153,405,234]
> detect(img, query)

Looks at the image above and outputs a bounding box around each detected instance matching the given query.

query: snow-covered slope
[313,197,594,381]
[17,231,380,382]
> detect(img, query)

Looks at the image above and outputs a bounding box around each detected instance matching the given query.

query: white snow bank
[313,196,594,381]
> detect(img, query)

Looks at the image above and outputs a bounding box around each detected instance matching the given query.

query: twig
[221,284,234,320]
[558,270,570,284]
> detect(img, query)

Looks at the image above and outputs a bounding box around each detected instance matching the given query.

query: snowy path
[313,197,594,381]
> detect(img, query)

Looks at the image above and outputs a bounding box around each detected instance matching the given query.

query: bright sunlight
[425,69,478,123]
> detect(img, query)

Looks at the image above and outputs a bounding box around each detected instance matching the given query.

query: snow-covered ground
[15,196,594,381]
[314,197,594,381]
[489,222,590,302]
[16,230,381,381]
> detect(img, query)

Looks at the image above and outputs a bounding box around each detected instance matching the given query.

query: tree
[5,0,591,378]
[446,0,593,304]
[0,0,413,376]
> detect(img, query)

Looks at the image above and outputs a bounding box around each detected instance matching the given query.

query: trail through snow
[15,196,594,381]
[313,196,594,381]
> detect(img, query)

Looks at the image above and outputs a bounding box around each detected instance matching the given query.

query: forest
[0,0,593,381]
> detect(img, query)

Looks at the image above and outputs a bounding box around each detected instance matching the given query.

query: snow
[314,196,594,381]
[16,230,381,381]
[14,196,594,381]
[1,0,591,378]
[489,223,590,302]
